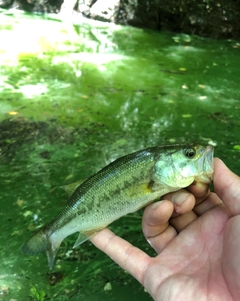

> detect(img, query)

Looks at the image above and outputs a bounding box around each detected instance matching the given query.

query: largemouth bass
[22,144,214,268]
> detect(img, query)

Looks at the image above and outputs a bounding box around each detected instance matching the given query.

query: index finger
[186,181,210,204]
[90,228,150,284]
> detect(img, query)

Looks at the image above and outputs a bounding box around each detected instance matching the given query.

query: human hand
[90,158,240,300]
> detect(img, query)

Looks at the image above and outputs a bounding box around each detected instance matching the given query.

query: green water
[0,9,240,301]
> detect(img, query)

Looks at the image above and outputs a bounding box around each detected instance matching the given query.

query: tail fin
[21,228,60,269]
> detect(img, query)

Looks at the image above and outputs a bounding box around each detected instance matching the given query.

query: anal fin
[73,228,106,249]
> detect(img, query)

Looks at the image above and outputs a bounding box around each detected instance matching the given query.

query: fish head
[153,144,214,189]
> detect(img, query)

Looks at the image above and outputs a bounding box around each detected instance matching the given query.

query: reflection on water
[0,9,240,301]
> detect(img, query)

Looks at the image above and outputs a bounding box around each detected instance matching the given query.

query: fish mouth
[195,145,214,183]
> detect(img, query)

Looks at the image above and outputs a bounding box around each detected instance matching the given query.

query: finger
[194,192,223,216]
[142,201,177,253]
[142,200,174,238]
[146,225,177,254]
[163,190,195,215]
[187,182,210,205]
[214,158,240,216]
[90,228,150,284]
[170,210,198,232]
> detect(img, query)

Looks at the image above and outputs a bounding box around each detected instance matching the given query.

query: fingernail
[172,191,190,206]
[151,200,164,210]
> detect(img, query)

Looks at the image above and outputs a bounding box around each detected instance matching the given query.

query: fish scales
[47,148,159,233]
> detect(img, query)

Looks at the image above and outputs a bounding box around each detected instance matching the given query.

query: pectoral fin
[124,183,153,198]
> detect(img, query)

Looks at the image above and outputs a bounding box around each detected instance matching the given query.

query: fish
[21,144,214,268]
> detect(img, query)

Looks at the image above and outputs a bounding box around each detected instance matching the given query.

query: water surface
[0,9,240,300]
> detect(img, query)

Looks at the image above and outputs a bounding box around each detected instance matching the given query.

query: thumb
[214,158,240,216]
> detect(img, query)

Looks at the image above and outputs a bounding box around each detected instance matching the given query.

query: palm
[144,204,238,300]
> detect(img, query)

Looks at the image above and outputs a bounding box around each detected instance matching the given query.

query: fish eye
[184,148,196,158]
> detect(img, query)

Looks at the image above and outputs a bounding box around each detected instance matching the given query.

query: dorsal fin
[61,179,85,197]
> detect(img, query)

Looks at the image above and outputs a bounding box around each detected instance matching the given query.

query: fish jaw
[194,145,214,183]
[152,144,214,189]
